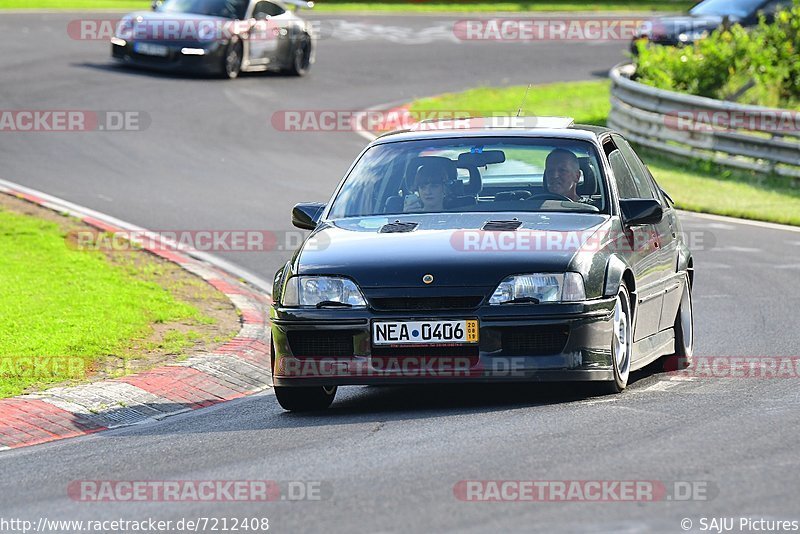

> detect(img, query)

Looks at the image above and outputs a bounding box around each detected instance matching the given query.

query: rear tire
[287,37,311,76]
[663,276,694,371]
[274,385,336,411]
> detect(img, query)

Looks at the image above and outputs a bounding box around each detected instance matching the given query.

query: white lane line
[316,20,461,44]
[705,222,737,230]
[679,210,800,234]
[667,375,698,382]
[774,264,800,270]
[637,381,681,393]
[0,177,274,294]
[713,246,762,253]
[581,397,618,405]
[353,99,411,143]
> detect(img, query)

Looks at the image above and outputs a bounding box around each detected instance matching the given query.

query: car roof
[371,118,613,146]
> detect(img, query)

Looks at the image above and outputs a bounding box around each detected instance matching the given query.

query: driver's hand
[403,194,423,212]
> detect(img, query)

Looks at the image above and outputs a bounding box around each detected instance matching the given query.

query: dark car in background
[632,0,790,53]
[111,0,315,78]
[269,117,695,411]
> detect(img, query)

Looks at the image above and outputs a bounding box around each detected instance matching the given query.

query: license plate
[134,42,169,56]
[372,319,479,346]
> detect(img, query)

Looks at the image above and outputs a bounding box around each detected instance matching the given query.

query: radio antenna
[516,84,532,117]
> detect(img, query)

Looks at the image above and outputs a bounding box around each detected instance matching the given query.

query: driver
[543,148,582,201]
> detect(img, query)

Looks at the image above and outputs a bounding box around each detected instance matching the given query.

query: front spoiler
[271,297,618,387]
[273,369,615,387]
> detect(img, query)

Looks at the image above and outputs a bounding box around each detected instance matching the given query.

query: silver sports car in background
[111,0,315,78]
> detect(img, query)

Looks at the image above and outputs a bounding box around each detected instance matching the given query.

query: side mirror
[151,0,162,10]
[292,202,326,230]
[620,199,663,226]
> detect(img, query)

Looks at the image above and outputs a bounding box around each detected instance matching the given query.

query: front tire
[222,39,243,79]
[597,282,633,394]
[274,385,337,412]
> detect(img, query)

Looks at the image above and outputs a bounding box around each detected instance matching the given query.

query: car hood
[295,213,609,289]
[119,11,233,42]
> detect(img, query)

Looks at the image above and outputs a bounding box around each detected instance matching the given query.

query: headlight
[489,273,585,304]
[678,30,708,43]
[282,276,367,308]
[197,21,218,41]
[116,18,134,39]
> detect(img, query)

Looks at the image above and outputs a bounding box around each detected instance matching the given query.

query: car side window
[611,134,658,200]
[604,138,639,200]
[760,0,788,15]
[253,1,285,17]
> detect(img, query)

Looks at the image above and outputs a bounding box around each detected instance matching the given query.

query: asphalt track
[1,12,799,533]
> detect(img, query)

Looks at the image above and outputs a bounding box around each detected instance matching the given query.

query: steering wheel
[529,192,574,202]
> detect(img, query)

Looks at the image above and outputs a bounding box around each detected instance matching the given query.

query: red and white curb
[0,179,273,451]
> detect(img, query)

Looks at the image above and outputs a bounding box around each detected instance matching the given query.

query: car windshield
[690,0,763,19]
[326,136,608,219]
[159,0,249,19]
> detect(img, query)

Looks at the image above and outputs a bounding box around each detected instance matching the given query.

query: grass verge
[0,0,693,12]
[408,80,800,226]
[0,194,239,398]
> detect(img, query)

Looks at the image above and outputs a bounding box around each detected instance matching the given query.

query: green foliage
[635,0,800,109]
[406,81,800,226]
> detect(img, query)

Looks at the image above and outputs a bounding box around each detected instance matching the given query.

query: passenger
[404,163,447,212]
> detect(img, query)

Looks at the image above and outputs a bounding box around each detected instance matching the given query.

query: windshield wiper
[316,301,353,309]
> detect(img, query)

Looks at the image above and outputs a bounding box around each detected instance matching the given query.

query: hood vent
[379,221,419,234]
[481,220,522,231]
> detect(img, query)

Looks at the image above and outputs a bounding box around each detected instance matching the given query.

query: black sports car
[111,0,314,78]
[270,117,695,411]
[632,0,791,54]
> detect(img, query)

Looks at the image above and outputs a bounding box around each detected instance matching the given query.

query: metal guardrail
[608,63,800,179]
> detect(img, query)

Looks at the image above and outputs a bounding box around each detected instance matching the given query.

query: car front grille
[287,330,358,359]
[369,296,483,311]
[500,326,569,356]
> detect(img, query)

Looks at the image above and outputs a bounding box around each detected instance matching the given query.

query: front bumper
[111,39,225,74]
[270,298,617,386]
